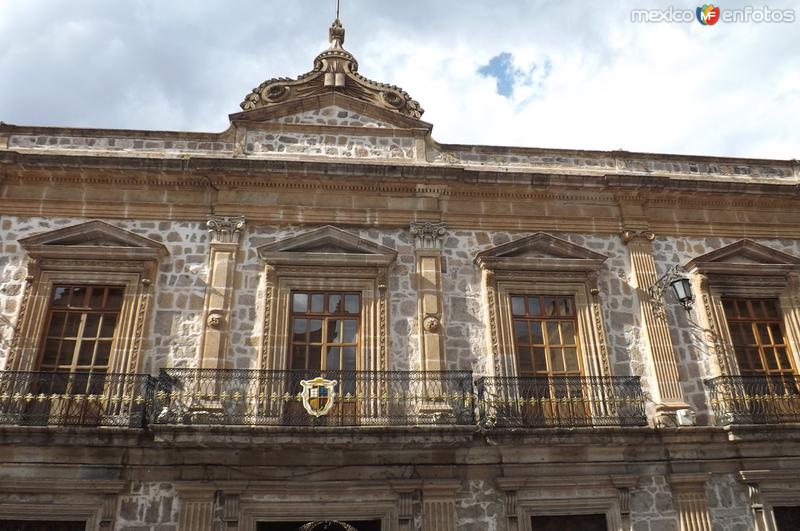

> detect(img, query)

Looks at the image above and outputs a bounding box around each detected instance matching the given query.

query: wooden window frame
[257,226,396,372]
[288,290,362,371]
[7,220,166,374]
[475,233,612,380]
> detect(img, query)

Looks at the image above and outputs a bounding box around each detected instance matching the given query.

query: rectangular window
[510,294,581,376]
[289,291,360,371]
[773,506,800,530]
[39,285,124,374]
[722,298,795,376]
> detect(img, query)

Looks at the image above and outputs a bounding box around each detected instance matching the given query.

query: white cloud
[0,0,798,159]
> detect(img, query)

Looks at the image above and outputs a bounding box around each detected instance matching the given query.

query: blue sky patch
[478,52,551,99]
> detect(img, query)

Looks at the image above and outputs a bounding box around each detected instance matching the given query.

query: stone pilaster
[411,222,447,372]
[670,474,712,531]
[502,489,519,531]
[99,493,117,530]
[199,216,245,369]
[223,493,240,530]
[612,475,639,531]
[422,483,458,531]
[622,229,689,420]
[177,486,217,531]
[397,489,419,531]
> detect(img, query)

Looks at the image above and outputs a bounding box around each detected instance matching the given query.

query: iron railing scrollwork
[0,371,155,428]
[706,375,800,425]
[151,369,476,427]
[476,376,647,428]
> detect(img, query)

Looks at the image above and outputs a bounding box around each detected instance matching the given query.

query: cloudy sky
[1,0,798,159]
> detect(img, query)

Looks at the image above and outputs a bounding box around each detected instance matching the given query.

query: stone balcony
[706,374,800,426]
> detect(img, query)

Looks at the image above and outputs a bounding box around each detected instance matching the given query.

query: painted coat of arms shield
[299,377,338,417]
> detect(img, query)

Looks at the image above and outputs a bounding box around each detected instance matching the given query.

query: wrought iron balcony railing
[706,375,800,425]
[151,369,476,427]
[476,376,648,428]
[0,371,156,428]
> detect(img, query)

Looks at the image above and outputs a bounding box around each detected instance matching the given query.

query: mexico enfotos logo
[631,4,796,24]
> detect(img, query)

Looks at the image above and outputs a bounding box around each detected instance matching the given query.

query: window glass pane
[310,293,324,313]
[100,315,118,337]
[327,320,342,344]
[722,299,737,319]
[94,342,112,366]
[47,313,66,336]
[342,320,358,344]
[543,297,557,316]
[511,296,525,316]
[756,324,770,344]
[308,320,323,343]
[558,297,573,316]
[90,287,105,309]
[292,319,307,342]
[326,347,341,370]
[328,294,342,313]
[564,347,580,372]
[550,348,565,372]
[345,294,359,314]
[71,286,87,307]
[343,347,356,370]
[514,320,528,344]
[52,286,71,306]
[529,322,544,344]
[518,347,532,373]
[764,299,780,319]
[77,341,95,366]
[64,314,82,337]
[527,296,541,316]
[561,321,576,344]
[84,314,101,337]
[533,348,547,373]
[41,340,61,366]
[291,345,307,369]
[777,347,791,369]
[106,288,124,310]
[769,324,785,345]
[747,348,764,371]
[292,293,308,313]
[765,349,779,370]
[546,321,560,345]
[308,345,321,370]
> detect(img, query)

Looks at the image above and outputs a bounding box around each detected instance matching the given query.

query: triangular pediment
[474,233,606,272]
[20,220,167,251]
[230,93,431,132]
[686,239,800,273]
[19,220,168,260]
[258,225,396,266]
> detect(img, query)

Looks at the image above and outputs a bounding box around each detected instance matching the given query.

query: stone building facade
[1,17,800,531]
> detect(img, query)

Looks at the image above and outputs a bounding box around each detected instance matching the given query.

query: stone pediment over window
[19,219,168,261]
[685,239,800,278]
[474,232,607,273]
[257,225,397,267]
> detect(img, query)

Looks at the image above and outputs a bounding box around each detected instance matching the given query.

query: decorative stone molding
[422,314,440,333]
[474,233,612,379]
[257,226,396,371]
[239,19,423,119]
[224,493,241,531]
[685,239,800,379]
[739,469,800,531]
[8,220,167,373]
[422,483,459,531]
[198,216,246,369]
[207,215,246,244]
[621,229,656,243]
[410,222,447,250]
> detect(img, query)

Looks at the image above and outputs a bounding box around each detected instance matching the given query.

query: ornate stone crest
[239,19,423,119]
[299,377,338,417]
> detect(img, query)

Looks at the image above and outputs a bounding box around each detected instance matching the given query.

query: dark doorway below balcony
[775,506,800,531]
[0,522,86,531]
[258,520,381,531]
[531,514,608,530]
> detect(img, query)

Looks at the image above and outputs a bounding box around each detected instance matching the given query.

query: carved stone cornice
[239,19,423,119]
[410,221,447,250]
[207,215,246,245]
